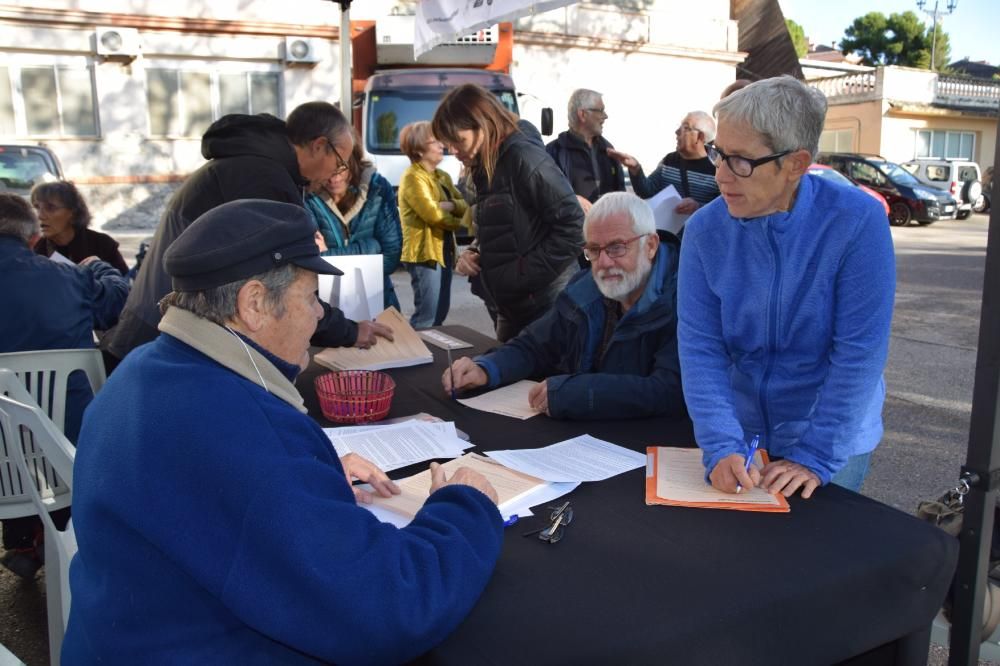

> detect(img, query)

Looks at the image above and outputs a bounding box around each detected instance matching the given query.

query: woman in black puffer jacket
[433,84,584,342]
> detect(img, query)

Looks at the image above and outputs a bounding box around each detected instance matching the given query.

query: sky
[778,0,999,65]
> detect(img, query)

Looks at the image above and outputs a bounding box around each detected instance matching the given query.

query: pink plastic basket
[315,370,396,424]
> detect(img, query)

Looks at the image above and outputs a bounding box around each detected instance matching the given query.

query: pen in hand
[446,346,456,399]
[735,434,760,494]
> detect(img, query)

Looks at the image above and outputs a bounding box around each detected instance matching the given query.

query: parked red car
[808,163,890,217]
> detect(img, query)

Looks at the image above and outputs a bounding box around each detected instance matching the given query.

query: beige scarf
[158,307,307,414]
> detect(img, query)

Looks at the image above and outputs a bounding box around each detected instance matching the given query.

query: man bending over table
[65,199,503,664]
[444,191,684,420]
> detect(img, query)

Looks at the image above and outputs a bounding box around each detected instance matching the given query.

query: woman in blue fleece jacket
[677,76,894,498]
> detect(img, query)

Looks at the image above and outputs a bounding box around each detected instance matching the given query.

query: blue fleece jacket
[677,174,895,484]
[64,331,503,665]
[476,246,685,420]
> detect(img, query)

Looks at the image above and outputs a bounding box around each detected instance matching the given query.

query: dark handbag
[917,481,1000,641]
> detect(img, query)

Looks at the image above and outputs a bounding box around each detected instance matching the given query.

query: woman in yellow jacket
[398,121,468,329]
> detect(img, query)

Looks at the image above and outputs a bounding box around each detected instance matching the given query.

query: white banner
[414,0,576,58]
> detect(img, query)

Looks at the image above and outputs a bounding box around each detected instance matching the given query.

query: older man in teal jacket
[444,192,684,421]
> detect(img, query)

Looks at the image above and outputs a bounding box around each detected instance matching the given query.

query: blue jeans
[405,262,451,329]
[830,450,873,492]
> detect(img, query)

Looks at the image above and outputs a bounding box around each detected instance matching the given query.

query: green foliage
[839,10,948,69]
[785,18,809,58]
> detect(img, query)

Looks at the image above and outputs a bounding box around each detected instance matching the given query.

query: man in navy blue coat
[444,192,684,421]
[0,193,128,578]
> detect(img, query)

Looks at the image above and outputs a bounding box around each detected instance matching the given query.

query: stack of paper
[314,306,433,371]
[324,420,471,473]
[645,184,690,236]
[457,380,543,420]
[368,453,548,523]
[645,447,790,513]
[485,434,646,482]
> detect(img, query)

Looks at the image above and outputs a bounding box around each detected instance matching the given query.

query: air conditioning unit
[283,37,322,65]
[94,27,141,61]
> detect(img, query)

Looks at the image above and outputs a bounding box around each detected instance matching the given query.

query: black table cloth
[301,326,958,666]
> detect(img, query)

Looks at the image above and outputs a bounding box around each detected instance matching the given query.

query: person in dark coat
[432,84,584,342]
[545,89,625,213]
[101,102,387,367]
[443,192,684,420]
[0,193,127,579]
[31,181,129,274]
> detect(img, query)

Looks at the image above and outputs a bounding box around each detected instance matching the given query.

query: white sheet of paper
[654,448,782,506]
[456,380,542,420]
[324,421,469,472]
[47,251,77,267]
[485,434,646,482]
[645,184,690,235]
[358,480,580,528]
[317,255,383,321]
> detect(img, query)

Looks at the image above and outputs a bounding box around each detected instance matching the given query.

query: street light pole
[332,0,353,126]
[916,0,958,71]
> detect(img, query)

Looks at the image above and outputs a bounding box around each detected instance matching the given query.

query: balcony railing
[936,76,1000,110]
[808,72,878,100]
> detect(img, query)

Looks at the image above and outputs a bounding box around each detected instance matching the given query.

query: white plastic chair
[0,349,106,435]
[0,393,77,666]
[0,370,71,520]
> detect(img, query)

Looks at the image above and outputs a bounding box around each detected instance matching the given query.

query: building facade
[809,66,999,172]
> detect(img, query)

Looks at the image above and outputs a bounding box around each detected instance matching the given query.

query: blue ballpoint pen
[736,434,761,494]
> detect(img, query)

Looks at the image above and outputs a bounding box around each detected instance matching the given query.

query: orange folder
[645,446,790,513]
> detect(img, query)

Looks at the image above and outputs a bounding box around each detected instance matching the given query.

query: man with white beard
[443,192,684,420]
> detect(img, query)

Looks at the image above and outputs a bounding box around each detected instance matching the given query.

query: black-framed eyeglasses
[705,142,791,178]
[582,234,646,262]
[324,137,350,176]
[522,501,574,544]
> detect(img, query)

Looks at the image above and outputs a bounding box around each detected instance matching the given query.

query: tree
[839,10,947,69]
[785,18,809,58]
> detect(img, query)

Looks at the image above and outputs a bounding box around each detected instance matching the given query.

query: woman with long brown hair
[432,83,583,342]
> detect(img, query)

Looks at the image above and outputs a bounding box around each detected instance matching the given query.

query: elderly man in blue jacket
[444,191,684,420]
[65,199,503,664]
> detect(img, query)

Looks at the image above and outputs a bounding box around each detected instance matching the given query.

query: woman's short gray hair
[161,264,300,325]
[585,192,655,237]
[713,75,828,159]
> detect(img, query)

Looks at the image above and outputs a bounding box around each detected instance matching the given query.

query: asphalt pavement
[1,212,997,664]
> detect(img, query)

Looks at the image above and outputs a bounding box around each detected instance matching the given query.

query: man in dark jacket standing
[444,192,683,421]
[545,89,625,213]
[102,102,383,366]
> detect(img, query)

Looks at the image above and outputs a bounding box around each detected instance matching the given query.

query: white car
[901,158,984,220]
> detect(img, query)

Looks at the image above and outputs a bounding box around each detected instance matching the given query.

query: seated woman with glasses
[305,136,402,310]
[677,76,895,499]
[31,181,129,274]
[397,121,467,329]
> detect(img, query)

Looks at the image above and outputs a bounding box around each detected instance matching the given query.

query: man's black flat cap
[164,199,342,292]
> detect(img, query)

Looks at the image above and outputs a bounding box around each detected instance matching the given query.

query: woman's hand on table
[354,321,394,349]
[708,453,761,494]
[455,248,481,277]
[443,357,488,393]
[759,459,821,499]
[429,462,499,505]
[340,453,400,504]
[527,380,550,415]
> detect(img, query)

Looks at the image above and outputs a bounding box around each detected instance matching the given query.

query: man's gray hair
[712,75,827,159]
[687,111,716,143]
[0,193,39,244]
[162,264,300,325]
[585,192,655,237]
[568,89,602,128]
